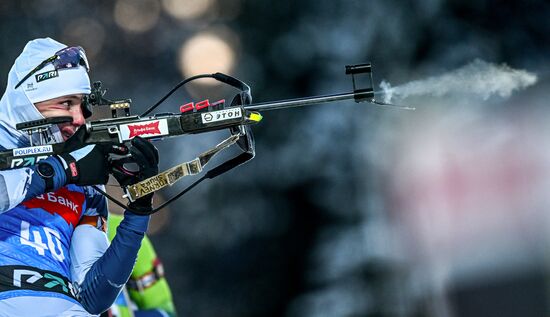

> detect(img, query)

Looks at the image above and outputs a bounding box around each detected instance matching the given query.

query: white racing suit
[0,38,149,316]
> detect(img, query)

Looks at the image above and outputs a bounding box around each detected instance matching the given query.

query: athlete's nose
[71,106,85,127]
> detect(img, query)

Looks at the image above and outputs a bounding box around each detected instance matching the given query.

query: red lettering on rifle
[128,121,161,138]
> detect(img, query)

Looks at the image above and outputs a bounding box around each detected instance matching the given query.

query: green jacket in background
[107,213,177,317]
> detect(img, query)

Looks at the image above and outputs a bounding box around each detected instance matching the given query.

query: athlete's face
[34,94,85,141]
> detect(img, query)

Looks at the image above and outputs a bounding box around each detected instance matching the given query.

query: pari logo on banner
[119,119,169,141]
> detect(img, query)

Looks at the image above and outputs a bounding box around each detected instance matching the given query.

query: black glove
[55,127,127,186]
[111,137,159,215]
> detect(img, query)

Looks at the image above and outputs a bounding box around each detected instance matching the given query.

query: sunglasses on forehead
[15,46,90,89]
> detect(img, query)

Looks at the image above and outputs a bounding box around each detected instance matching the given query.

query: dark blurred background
[1,0,549,316]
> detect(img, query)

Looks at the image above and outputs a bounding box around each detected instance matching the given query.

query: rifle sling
[124,134,240,201]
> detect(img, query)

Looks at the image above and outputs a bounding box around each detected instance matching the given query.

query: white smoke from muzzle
[380,59,538,103]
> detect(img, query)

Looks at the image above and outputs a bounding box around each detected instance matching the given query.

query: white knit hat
[14,38,91,103]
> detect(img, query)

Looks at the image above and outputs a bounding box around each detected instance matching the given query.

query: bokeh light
[178,30,237,82]
[162,0,215,20]
[114,0,161,33]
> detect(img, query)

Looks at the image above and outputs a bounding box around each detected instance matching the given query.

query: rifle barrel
[244,91,370,112]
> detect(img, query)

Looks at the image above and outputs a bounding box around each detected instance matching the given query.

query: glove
[111,136,159,215]
[35,127,126,191]
[57,127,127,186]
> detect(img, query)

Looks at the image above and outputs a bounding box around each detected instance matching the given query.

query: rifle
[1,63,411,212]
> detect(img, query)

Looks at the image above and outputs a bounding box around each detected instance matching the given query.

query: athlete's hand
[111,136,159,215]
[57,127,127,186]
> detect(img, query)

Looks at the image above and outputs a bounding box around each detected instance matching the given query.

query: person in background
[104,212,177,317]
